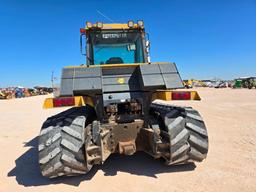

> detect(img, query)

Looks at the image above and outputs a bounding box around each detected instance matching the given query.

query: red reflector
[172,92,191,100]
[53,97,75,107]
[80,28,86,33]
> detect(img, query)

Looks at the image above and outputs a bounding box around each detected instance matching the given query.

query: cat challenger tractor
[39,21,209,178]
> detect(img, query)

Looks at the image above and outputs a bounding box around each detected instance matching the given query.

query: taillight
[172,92,191,100]
[53,97,75,107]
[80,28,86,33]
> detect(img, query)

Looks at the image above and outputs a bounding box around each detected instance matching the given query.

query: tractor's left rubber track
[38,106,96,178]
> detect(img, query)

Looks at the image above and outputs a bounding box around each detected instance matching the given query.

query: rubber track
[151,102,209,164]
[38,106,95,178]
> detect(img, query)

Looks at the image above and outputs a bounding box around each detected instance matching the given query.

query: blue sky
[0,0,255,87]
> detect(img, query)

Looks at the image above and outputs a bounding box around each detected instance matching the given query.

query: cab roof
[80,21,145,34]
[87,23,141,30]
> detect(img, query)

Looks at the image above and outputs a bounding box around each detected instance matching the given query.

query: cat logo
[117,78,125,84]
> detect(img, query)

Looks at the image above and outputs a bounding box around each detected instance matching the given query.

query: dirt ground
[0,88,256,192]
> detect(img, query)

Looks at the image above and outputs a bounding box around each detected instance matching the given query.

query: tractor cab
[80,21,150,65]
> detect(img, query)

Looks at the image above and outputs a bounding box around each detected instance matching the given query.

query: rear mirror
[80,34,86,56]
[145,33,151,63]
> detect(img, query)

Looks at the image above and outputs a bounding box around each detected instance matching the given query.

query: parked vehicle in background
[233,77,256,89]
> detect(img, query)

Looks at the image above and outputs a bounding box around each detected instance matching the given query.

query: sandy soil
[0,88,256,192]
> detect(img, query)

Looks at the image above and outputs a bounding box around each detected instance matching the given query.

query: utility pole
[51,70,54,89]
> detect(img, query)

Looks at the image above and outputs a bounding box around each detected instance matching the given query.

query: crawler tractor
[39,21,209,178]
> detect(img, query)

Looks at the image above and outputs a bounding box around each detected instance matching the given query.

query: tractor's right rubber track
[150,102,209,165]
[38,106,96,178]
